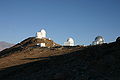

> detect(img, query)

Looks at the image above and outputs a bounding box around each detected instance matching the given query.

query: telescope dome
[95,36,104,42]
[92,36,104,45]
[40,29,46,33]
[36,29,46,38]
[64,37,75,46]
[67,38,74,43]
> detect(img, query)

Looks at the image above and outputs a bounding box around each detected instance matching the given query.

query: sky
[0,0,120,45]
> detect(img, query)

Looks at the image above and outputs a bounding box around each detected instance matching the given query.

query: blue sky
[0,0,120,45]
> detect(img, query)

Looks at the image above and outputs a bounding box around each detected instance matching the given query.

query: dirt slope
[0,37,60,58]
[0,40,120,80]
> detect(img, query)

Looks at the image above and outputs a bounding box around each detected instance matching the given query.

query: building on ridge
[64,38,75,46]
[36,29,46,39]
[92,36,104,45]
[36,43,46,47]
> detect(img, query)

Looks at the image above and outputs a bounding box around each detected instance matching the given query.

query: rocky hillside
[0,41,14,51]
[0,37,60,58]
[0,39,120,80]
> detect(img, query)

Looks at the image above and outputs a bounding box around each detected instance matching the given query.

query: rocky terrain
[0,37,60,58]
[0,37,120,80]
[0,41,14,51]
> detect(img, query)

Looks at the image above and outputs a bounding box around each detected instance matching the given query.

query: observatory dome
[36,29,46,39]
[64,37,74,46]
[67,38,74,43]
[92,36,104,45]
[95,36,104,42]
[40,29,46,34]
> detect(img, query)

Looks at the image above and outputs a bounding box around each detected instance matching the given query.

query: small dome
[92,36,104,45]
[67,38,74,43]
[64,37,75,46]
[40,29,46,33]
[95,36,104,42]
[36,29,46,38]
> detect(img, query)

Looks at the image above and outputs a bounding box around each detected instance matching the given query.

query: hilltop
[0,38,120,80]
[0,37,60,58]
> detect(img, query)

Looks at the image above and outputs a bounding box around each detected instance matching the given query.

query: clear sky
[0,0,120,45]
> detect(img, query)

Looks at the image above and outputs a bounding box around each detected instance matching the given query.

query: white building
[64,38,75,46]
[37,43,46,47]
[36,29,46,39]
[92,36,104,45]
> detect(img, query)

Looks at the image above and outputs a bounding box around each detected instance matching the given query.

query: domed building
[64,37,75,46]
[116,37,120,42]
[95,36,104,42]
[92,36,104,45]
[36,29,46,39]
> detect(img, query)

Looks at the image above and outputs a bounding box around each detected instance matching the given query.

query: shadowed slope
[0,41,120,80]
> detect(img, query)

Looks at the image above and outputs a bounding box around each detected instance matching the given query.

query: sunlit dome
[67,38,74,43]
[92,36,104,45]
[64,37,74,46]
[40,29,46,34]
[95,36,104,42]
[36,29,46,39]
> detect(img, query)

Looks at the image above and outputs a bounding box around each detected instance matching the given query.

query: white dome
[95,36,104,42]
[98,38,103,42]
[40,29,46,33]
[92,36,104,45]
[36,29,46,38]
[67,38,74,43]
[64,37,75,46]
